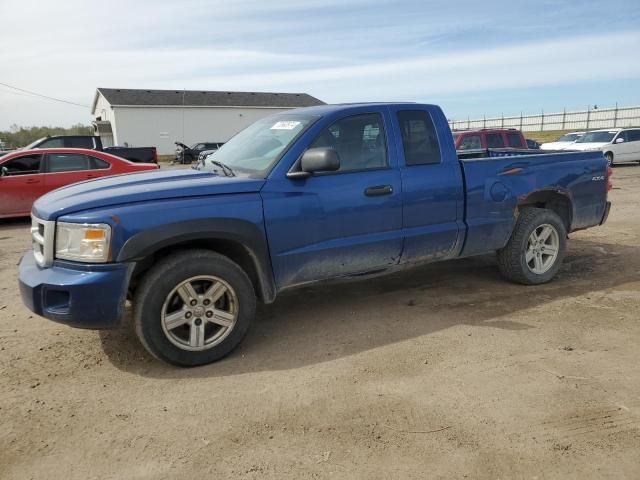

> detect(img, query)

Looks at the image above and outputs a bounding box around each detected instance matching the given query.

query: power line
[0,81,90,108]
[0,87,39,100]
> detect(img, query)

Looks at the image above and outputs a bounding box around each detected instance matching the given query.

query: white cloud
[0,0,639,128]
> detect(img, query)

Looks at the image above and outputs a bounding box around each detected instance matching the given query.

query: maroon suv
[453,128,528,150]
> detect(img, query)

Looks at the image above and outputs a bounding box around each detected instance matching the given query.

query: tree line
[0,124,93,149]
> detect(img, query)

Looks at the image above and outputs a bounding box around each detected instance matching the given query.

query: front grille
[31,215,55,267]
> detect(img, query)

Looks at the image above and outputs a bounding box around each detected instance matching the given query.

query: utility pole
[182,88,186,142]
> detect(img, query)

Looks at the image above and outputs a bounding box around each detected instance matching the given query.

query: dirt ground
[1,166,640,480]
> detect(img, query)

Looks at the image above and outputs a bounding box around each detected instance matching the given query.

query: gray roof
[95,88,324,109]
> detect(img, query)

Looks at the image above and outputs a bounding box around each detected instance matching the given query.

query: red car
[0,148,159,218]
[453,128,528,150]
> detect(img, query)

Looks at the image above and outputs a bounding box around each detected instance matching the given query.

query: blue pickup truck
[19,103,611,366]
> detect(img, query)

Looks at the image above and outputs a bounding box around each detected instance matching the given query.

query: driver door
[261,111,403,289]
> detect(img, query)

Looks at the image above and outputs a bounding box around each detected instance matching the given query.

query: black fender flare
[117,219,276,303]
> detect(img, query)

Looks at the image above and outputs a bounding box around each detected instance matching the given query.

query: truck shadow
[99,238,640,378]
[0,217,30,228]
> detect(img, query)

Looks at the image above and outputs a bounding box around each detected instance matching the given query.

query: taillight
[607,166,613,192]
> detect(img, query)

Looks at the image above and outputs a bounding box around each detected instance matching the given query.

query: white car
[566,128,640,165]
[540,132,584,150]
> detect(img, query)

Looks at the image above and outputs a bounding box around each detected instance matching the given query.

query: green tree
[0,124,93,149]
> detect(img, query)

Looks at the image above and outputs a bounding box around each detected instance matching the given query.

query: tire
[134,249,256,367]
[604,152,614,166]
[497,208,567,285]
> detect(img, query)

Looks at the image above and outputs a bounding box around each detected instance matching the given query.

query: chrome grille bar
[31,215,55,268]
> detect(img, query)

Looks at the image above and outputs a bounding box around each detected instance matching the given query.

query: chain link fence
[449,105,640,132]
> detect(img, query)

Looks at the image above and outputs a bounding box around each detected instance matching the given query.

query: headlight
[55,222,112,263]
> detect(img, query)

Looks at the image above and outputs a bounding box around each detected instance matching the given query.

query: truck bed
[459,150,608,257]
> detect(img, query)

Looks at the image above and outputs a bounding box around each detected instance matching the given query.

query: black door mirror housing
[287,148,340,178]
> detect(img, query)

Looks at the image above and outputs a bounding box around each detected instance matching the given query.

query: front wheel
[497,208,567,285]
[605,152,614,166]
[134,250,256,366]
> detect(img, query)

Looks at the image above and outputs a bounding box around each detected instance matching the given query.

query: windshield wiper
[209,160,235,177]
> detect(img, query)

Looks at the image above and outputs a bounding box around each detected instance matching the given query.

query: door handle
[25,179,40,184]
[364,185,393,197]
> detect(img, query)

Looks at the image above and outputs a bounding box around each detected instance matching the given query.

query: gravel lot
[1,166,639,479]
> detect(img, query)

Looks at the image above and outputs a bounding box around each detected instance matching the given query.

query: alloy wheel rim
[161,275,238,351]
[526,224,560,275]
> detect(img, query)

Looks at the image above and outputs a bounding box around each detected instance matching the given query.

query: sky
[1,0,640,129]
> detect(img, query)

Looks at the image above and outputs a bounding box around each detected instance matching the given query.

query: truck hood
[32,169,266,221]
[562,142,609,151]
[540,141,575,150]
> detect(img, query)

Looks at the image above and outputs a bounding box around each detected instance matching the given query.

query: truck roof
[285,102,428,115]
[453,128,521,133]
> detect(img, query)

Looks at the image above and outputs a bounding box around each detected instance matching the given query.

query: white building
[91,88,324,155]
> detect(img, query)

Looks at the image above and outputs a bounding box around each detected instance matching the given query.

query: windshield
[201,114,318,177]
[557,133,581,142]
[22,137,47,149]
[576,131,616,143]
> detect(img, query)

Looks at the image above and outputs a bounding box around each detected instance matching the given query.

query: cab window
[37,138,65,148]
[397,110,441,164]
[458,134,481,150]
[310,113,387,172]
[1,154,42,175]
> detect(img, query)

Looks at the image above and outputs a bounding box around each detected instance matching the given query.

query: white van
[567,128,640,165]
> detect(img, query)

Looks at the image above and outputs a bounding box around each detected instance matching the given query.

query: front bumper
[19,251,134,329]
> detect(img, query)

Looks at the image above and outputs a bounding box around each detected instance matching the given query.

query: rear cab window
[507,132,524,148]
[486,133,505,148]
[69,137,95,149]
[397,110,441,165]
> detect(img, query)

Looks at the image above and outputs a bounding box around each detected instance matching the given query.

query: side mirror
[0,166,7,177]
[615,137,625,144]
[287,148,340,178]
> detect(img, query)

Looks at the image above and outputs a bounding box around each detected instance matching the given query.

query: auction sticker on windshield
[271,121,301,130]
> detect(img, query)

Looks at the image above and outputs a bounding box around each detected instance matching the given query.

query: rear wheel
[134,250,256,366]
[497,208,567,285]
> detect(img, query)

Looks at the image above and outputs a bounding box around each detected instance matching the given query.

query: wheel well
[518,191,573,231]
[128,239,270,302]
